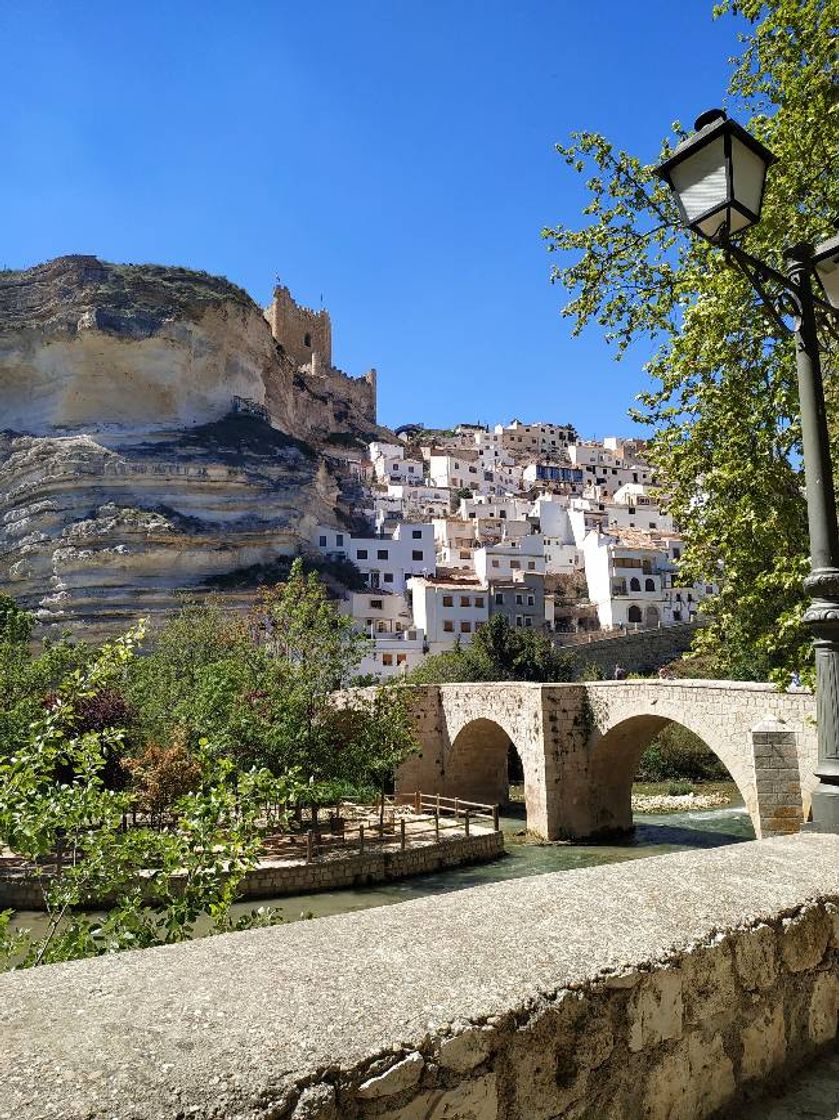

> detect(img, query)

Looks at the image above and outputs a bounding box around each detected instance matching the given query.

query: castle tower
[264,284,332,370]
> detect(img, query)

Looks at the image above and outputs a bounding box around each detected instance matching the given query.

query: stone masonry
[393,680,816,841]
[5,835,839,1119]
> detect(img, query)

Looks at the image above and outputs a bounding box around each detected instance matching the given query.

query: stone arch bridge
[392,681,817,840]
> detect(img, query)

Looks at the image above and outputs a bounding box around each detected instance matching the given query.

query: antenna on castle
[320,292,324,306]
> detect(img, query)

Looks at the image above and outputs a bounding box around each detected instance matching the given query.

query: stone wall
[0,831,504,911]
[563,621,700,678]
[5,835,839,1119]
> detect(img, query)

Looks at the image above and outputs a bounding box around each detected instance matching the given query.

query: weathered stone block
[357,1052,424,1099]
[627,970,683,1052]
[781,909,831,973]
[733,924,777,991]
[437,1028,494,1073]
[808,971,839,1045]
[682,943,738,1024]
[740,999,786,1081]
[378,1075,497,1120]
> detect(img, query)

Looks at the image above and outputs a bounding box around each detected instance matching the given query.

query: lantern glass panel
[730,135,768,221]
[669,135,728,223]
[815,252,839,310]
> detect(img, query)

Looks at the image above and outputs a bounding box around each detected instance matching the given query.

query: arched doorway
[445,717,530,827]
[587,713,755,838]
[645,605,660,626]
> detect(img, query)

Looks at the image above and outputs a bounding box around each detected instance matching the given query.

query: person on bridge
[613,664,627,680]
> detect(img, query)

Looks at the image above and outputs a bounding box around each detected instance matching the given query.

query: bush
[636,724,729,783]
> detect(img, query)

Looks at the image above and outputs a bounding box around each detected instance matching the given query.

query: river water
[8,804,754,939]
[228,803,755,925]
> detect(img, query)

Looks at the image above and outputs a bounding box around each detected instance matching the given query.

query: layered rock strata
[0,256,383,635]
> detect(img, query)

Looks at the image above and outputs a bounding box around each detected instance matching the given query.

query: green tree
[410,616,575,683]
[542,0,837,684]
[0,625,300,969]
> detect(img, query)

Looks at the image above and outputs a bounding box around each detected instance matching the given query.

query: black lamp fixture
[654,109,777,242]
[654,110,839,832]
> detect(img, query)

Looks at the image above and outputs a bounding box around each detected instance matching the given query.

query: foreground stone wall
[4,836,839,1119]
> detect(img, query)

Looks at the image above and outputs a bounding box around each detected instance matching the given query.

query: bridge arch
[586,711,757,836]
[444,717,545,830]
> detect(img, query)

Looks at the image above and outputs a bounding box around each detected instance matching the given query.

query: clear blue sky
[1,1,743,436]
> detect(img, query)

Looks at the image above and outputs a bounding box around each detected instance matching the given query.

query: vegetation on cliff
[543,0,838,684]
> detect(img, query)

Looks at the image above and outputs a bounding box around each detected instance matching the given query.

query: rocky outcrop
[0,256,384,636]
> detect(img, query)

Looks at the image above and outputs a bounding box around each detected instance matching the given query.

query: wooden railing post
[435,811,440,842]
[493,805,500,832]
[414,790,421,814]
[306,830,313,864]
[454,797,459,820]
[400,819,406,851]
[464,810,470,837]
[359,824,365,856]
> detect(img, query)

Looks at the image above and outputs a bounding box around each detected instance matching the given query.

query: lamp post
[654,110,839,830]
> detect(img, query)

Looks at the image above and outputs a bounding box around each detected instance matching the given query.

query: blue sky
[1,1,743,436]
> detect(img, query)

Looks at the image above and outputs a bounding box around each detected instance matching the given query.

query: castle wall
[264,284,332,369]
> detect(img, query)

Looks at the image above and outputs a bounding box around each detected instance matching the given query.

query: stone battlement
[4,835,839,1118]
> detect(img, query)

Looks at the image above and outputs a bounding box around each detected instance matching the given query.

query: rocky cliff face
[0,256,382,636]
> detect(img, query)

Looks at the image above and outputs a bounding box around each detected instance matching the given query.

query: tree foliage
[409,615,575,683]
[543,0,838,683]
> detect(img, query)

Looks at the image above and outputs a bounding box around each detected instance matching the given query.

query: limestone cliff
[0,256,383,636]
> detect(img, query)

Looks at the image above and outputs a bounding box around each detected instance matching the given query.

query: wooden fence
[293,793,501,865]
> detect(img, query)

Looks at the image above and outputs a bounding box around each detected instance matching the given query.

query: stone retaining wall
[5,835,839,1119]
[0,831,504,911]
[565,621,700,677]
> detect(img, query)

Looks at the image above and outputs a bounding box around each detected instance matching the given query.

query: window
[396,654,407,665]
[475,596,484,608]
[527,595,535,606]
[676,593,682,602]
[687,593,693,603]
[460,621,472,633]
[515,616,523,627]
[383,573,393,583]
[382,653,393,666]
[649,522,657,529]
[442,595,454,607]
[628,605,643,623]
[500,510,507,519]
[510,560,521,570]
[630,577,641,591]
[460,596,471,607]
[318,535,327,547]
[370,599,383,610]
[304,332,312,348]
[491,560,500,569]
[443,620,454,632]
[356,549,368,560]
[645,579,655,592]
[524,616,533,627]
[527,562,536,571]
[336,534,344,546]
[412,550,423,561]
[412,529,422,539]
[377,549,389,560]
[515,594,523,605]
[495,592,504,605]
[673,610,683,622]
[673,548,681,560]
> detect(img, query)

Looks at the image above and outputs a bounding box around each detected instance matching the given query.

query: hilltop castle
[264,283,377,428]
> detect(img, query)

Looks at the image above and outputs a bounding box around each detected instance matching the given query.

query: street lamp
[655,110,839,831]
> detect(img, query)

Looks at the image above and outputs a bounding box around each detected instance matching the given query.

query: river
[228,802,755,925]
[8,804,754,939]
